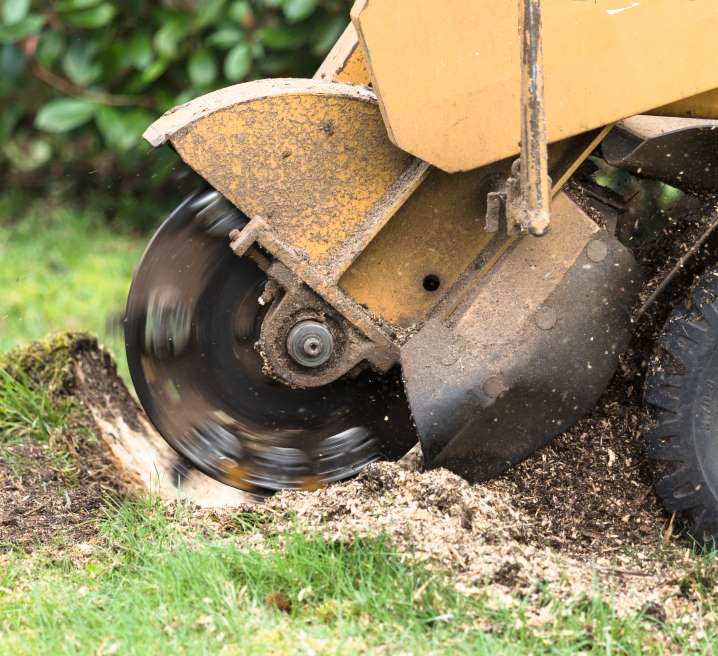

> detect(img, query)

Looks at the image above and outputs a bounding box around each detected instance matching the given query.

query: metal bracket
[485,161,551,235]
[228,225,398,388]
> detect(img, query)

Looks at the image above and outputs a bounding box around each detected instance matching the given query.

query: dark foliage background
[0,0,351,213]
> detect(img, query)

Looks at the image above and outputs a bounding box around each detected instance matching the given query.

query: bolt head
[587,239,608,263]
[287,321,334,368]
[303,337,322,355]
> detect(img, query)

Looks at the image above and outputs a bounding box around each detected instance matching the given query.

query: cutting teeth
[212,410,234,425]
[140,355,157,383]
[219,460,255,491]
[301,476,323,492]
[143,286,192,359]
[194,193,248,238]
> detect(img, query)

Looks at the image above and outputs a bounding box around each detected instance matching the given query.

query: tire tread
[646,268,718,546]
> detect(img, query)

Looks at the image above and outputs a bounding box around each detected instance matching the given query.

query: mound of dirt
[1,334,248,551]
[0,337,120,550]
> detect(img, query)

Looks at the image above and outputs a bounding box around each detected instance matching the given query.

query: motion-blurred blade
[125,190,416,495]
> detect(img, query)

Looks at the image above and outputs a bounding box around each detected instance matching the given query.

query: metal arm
[502,0,551,236]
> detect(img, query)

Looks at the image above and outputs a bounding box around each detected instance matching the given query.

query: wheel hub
[286,320,334,368]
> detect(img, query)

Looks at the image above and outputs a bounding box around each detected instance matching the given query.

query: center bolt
[286,320,334,368]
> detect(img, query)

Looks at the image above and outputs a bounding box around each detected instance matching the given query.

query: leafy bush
[0,0,350,199]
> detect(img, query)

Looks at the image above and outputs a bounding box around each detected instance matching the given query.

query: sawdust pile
[261,383,664,558]
[226,394,709,626]
[240,419,687,619]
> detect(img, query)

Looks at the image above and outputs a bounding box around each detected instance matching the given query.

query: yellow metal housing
[145,80,413,267]
[352,0,718,172]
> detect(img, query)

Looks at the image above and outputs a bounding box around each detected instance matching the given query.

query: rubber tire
[646,268,718,547]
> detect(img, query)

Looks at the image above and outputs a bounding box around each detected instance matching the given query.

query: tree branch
[30,59,156,109]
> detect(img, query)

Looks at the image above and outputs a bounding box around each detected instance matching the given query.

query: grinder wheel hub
[286,321,334,368]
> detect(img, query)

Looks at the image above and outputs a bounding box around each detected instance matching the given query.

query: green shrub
[0,0,350,200]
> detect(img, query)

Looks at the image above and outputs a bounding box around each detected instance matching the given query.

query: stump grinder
[125,0,718,543]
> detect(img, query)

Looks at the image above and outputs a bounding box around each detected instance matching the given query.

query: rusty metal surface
[401,193,640,480]
[352,0,718,173]
[146,78,434,363]
[514,0,550,236]
[228,212,403,374]
[339,164,506,327]
[154,80,413,266]
[602,115,718,193]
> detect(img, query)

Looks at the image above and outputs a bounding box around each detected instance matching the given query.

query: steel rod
[519,0,551,235]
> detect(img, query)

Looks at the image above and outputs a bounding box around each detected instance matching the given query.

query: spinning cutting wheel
[125,189,416,495]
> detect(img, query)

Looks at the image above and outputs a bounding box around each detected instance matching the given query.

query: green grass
[2,496,714,655]
[0,194,146,381]
[0,366,77,480]
[0,367,68,446]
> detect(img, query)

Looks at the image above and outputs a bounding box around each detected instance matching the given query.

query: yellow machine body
[352,0,718,172]
[144,0,718,328]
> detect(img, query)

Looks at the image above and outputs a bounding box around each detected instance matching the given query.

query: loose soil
[0,444,114,551]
